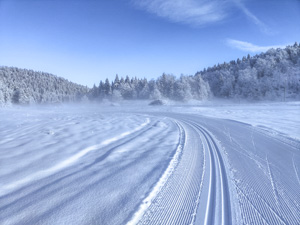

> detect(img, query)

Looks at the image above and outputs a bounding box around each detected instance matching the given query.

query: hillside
[0,67,89,105]
[89,43,300,102]
[1,43,299,106]
[198,43,300,101]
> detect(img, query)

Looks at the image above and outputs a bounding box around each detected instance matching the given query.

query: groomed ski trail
[127,119,206,224]
[127,116,232,225]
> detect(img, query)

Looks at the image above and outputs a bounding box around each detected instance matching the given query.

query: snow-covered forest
[0,67,89,105]
[89,73,211,102]
[90,43,300,102]
[200,42,300,101]
[0,43,299,106]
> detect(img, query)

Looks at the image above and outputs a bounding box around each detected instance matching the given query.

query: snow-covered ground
[172,101,300,141]
[0,106,180,224]
[0,101,299,224]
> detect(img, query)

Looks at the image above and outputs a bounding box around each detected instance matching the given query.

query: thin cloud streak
[132,0,235,26]
[227,39,288,53]
[233,1,272,34]
[132,0,272,34]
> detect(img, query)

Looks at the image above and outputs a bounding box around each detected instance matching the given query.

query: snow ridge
[126,120,185,225]
[0,118,150,197]
[184,119,232,225]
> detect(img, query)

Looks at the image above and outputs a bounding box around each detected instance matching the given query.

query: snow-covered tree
[156,73,176,99]
[104,78,111,97]
[199,44,300,101]
[111,89,122,101]
[0,66,88,105]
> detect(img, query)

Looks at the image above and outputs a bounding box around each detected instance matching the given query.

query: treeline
[1,43,299,106]
[88,73,211,102]
[0,67,89,106]
[90,43,300,102]
[200,42,300,100]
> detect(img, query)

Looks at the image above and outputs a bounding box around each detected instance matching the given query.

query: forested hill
[1,43,299,106]
[199,43,300,100]
[0,67,89,105]
[90,43,300,102]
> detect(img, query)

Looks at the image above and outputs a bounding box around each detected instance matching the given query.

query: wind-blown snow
[167,101,300,140]
[0,116,150,196]
[0,102,299,225]
[127,120,184,225]
[0,106,179,224]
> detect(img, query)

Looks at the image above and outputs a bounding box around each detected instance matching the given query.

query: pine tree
[113,74,120,90]
[104,78,111,96]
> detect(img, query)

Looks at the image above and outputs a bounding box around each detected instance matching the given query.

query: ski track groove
[202,129,217,225]
[2,112,300,225]
[278,186,300,224]
[266,155,280,210]
[131,118,205,225]
[226,135,298,223]
[233,152,298,224]
[128,120,187,225]
[235,184,272,225]
[292,154,300,186]
[132,116,233,225]
[128,114,300,225]
[2,116,186,225]
[189,121,232,225]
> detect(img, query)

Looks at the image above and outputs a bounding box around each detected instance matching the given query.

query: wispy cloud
[233,0,272,34]
[132,0,272,34]
[226,39,288,52]
[131,0,235,26]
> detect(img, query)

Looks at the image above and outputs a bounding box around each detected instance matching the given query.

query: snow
[0,115,150,197]
[155,100,300,141]
[127,120,184,225]
[0,106,179,224]
[0,101,299,224]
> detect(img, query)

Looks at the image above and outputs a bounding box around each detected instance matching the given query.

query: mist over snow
[1,0,300,223]
[0,101,299,224]
[1,43,299,107]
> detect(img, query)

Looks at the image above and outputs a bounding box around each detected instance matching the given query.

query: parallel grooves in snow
[127,119,205,225]
[128,115,299,225]
[185,120,232,225]
[1,117,179,225]
[126,120,185,225]
[225,121,300,225]
[0,118,150,197]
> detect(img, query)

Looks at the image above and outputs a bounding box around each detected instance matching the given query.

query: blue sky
[0,0,299,87]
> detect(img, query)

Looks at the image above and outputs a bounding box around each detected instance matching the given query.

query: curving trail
[130,119,205,225]
[128,113,300,225]
[187,120,232,225]
[1,109,299,225]
[131,115,233,225]
[0,112,181,225]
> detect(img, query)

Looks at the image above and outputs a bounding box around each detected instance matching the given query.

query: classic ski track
[131,116,233,225]
[132,118,205,225]
[1,117,177,224]
[2,111,300,225]
[183,119,232,225]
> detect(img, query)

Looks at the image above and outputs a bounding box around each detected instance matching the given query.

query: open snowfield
[0,101,299,225]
